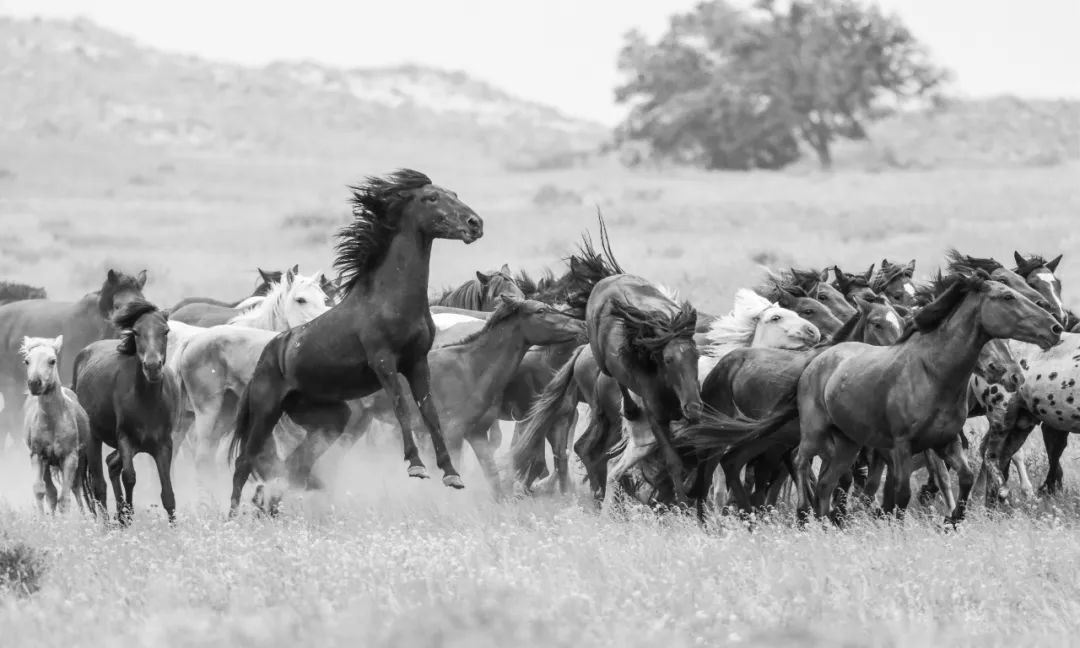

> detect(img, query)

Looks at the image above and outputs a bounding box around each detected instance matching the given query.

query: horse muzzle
[683,401,703,422]
[27,379,46,396]
[142,363,164,383]
[459,214,484,244]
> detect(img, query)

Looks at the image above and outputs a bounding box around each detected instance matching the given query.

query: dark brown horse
[227,169,483,515]
[832,264,876,303]
[0,281,47,306]
[73,300,176,524]
[782,267,858,322]
[688,293,906,513]
[0,270,147,448]
[433,264,526,311]
[791,271,1060,524]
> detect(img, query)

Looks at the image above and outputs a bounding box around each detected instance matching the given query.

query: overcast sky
[3,0,1077,124]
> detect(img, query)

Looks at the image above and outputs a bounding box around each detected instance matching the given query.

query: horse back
[169,302,238,327]
[0,298,107,386]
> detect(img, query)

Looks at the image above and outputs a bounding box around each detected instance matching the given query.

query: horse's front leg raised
[402,357,463,489]
[370,355,430,482]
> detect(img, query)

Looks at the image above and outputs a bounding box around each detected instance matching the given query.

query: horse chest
[28,438,74,464]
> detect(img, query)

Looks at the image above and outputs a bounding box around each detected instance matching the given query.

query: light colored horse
[172,271,331,477]
[602,289,821,514]
[21,336,90,514]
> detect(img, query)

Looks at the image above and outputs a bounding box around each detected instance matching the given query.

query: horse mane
[113,299,165,355]
[611,299,697,364]
[945,248,1002,275]
[514,269,540,298]
[895,269,988,344]
[0,281,47,303]
[755,268,809,300]
[788,267,824,293]
[832,265,873,294]
[98,271,145,318]
[701,289,773,357]
[19,336,59,358]
[1011,253,1051,278]
[334,169,432,293]
[870,259,914,293]
[443,297,525,347]
[565,214,625,315]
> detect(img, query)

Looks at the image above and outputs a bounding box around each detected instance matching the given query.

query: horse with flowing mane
[432,264,526,311]
[227,169,483,515]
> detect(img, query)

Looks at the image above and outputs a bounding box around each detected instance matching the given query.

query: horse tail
[510,345,585,479]
[228,382,254,465]
[676,393,800,459]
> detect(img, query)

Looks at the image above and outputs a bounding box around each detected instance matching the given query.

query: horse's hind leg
[85,436,108,518]
[282,400,352,508]
[924,452,956,512]
[549,408,578,495]
[465,425,505,499]
[1040,425,1069,495]
[815,432,860,524]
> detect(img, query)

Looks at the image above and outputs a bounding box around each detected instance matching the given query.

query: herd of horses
[5,167,1080,528]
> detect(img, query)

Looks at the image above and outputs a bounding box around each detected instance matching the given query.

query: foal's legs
[30,453,48,515]
[1040,425,1069,495]
[403,357,462,488]
[58,452,80,514]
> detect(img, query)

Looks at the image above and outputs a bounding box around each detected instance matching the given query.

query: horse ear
[499,263,511,275]
[1013,251,1025,267]
[1047,254,1063,272]
[476,271,491,285]
[499,293,521,307]
[290,264,300,275]
[258,268,274,284]
[864,264,875,281]
[52,335,63,353]
[819,268,830,283]
[905,259,916,273]
[285,266,297,284]
[107,269,119,284]
[136,270,148,288]
[160,310,170,321]
[775,290,795,308]
[116,330,135,355]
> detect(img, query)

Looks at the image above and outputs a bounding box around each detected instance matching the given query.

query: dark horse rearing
[228,169,483,514]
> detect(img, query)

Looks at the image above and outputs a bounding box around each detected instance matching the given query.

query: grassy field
[2,145,1080,646]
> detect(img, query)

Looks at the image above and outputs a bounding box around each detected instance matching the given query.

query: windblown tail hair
[676,393,800,461]
[510,346,585,479]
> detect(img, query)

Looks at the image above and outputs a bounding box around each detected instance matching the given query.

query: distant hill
[826,96,1080,171]
[0,17,607,166]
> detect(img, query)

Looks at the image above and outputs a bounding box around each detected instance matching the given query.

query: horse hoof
[997,486,1010,502]
[443,474,465,489]
[408,466,430,480]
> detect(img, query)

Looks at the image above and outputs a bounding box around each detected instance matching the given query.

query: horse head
[20,335,63,396]
[114,300,170,383]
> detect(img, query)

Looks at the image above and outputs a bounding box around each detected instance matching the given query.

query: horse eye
[48,358,56,365]
[423,194,438,203]
[297,298,307,304]
[1003,294,1015,301]
[801,310,813,316]
[818,295,828,301]
[770,315,781,322]
[23,359,29,365]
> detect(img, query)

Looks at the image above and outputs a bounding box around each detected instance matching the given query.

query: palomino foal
[22,335,90,514]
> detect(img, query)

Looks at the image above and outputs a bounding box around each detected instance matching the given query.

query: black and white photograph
[1,0,1078,645]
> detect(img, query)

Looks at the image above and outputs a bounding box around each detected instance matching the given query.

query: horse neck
[33,383,68,421]
[343,224,432,319]
[903,297,987,391]
[240,296,287,330]
[460,318,530,396]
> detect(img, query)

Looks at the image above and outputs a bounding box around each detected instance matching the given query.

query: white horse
[601,289,822,514]
[170,269,330,475]
[22,336,91,514]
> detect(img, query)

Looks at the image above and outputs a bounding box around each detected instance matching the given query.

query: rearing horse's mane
[895,268,989,344]
[334,169,432,293]
[1012,253,1053,278]
[113,299,165,355]
[870,259,914,293]
[565,214,625,315]
[611,300,697,363]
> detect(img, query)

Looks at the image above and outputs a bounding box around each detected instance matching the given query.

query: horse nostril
[1052,324,1064,334]
[466,214,481,229]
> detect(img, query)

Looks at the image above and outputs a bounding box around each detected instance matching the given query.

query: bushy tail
[676,392,800,460]
[510,345,586,479]
[228,382,254,465]
[77,447,95,514]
